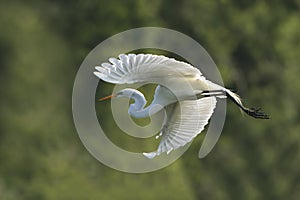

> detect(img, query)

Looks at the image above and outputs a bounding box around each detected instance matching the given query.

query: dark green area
[0,0,299,199]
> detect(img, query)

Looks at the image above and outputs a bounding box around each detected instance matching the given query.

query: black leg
[197,90,226,98]
[197,90,270,119]
[225,91,270,119]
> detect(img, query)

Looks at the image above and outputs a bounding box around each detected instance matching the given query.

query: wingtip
[95,66,102,71]
[93,71,101,78]
[143,152,157,159]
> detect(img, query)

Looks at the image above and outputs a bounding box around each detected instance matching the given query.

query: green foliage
[0,0,300,200]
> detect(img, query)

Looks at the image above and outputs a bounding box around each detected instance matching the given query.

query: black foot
[243,107,270,119]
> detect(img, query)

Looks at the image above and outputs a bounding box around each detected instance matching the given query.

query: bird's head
[98,88,143,101]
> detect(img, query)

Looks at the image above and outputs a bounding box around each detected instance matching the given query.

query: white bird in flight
[94,54,269,159]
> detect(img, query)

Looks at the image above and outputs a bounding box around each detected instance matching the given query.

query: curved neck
[127,91,151,118]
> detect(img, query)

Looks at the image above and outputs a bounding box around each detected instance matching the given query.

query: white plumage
[94,54,269,159]
[143,97,217,158]
[95,54,202,84]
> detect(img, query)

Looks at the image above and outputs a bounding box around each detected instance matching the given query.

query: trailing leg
[225,90,270,119]
[197,89,269,119]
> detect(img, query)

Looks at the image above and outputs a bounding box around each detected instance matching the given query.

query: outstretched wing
[94,54,202,84]
[143,96,217,159]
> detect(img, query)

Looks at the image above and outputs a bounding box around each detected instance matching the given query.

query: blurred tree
[0,0,299,200]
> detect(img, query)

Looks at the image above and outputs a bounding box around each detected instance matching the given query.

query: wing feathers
[94,54,202,84]
[93,54,218,159]
[143,97,217,159]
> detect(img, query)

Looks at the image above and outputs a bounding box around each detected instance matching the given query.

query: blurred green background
[1,0,300,199]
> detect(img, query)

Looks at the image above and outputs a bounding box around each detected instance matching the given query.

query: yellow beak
[98,94,114,101]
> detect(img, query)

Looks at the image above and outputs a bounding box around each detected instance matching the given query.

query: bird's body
[94,54,268,158]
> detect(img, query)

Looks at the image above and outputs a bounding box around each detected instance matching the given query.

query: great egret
[94,54,269,159]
